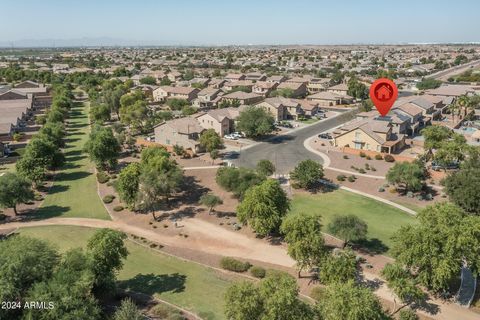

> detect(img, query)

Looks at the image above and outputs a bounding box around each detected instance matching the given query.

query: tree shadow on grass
[55,170,91,181]
[31,205,72,220]
[47,184,70,194]
[118,273,187,296]
[64,150,83,157]
[66,155,87,162]
[354,238,389,255]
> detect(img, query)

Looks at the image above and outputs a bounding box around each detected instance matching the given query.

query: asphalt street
[233,109,358,174]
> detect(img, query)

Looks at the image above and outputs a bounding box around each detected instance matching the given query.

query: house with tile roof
[333,118,405,154]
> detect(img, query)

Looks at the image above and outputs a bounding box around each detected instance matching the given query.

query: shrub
[375,154,383,160]
[359,151,366,158]
[371,166,377,172]
[220,257,252,272]
[250,266,266,278]
[150,303,183,319]
[384,154,395,162]
[106,181,114,187]
[378,187,385,192]
[0,213,7,221]
[398,308,419,320]
[113,205,124,212]
[347,175,356,182]
[366,155,372,160]
[102,194,115,204]
[96,171,110,184]
[343,155,349,159]
[34,193,44,201]
[406,191,414,198]
[389,187,397,194]
[358,168,366,174]
[337,174,346,181]
[365,163,370,170]
[425,193,433,201]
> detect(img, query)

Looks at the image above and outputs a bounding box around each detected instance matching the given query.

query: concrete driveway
[233,109,358,173]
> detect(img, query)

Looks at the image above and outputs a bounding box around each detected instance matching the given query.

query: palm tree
[455,95,471,120]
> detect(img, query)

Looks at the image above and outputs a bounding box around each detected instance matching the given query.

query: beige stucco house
[333,118,405,154]
[154,117,205,153]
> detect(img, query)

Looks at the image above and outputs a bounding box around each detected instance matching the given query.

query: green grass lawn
[0,162,16,174]
[20,225,237,320]
[290,189,417,254]
[37,102,110,220]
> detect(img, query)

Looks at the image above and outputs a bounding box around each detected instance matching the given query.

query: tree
[120,100,149,133]
[172,144,185,157]
[319,249,357,284]
[166,98,189,110]
[280,213,326,277]
[216,167,265,198]
[237,179,289,236]
[16,154,48,186]
[139,76,157,85]
[199,128,222,153]
[316,281,387,320]
[391,203,480,293]
[224,281,263,320]
[200,193,223,214]
[114,298,143,320]
[84,126,121,170]
[381,263,426,315]
[138,155,183,218]
[416,78,442,90]
[210,149,219,164]
[270,88,295,98]
[421,125,452,153]
[256,159,275,176]
[90,103,111,123]
[141,145,170,165]
[21,135,64,170]
[434,134,468,167]
[347,77,368,100]
[39,121,66,147]
[86,229,128,297]
[104,86,126,118]
[0,172,34,215]
[236,106,275,138]
[259,271,314,320]
[386,161,425,192]
[23,248,101,320]
[117,162,142,209]
[290,159,324,190]
[327,214,368,248]
[445,164,480,214]
[0,236,59,319]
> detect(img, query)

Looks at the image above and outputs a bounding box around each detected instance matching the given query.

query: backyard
[36,101,110,220]
[20,225,238,320]
[290,189,418,253]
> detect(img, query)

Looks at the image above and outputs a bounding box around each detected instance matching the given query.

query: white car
[224,134,238,140]
[232,132,244,138]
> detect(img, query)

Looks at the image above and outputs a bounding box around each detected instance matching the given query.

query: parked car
[318,133,332,139]
[277,121,293,128]
[224,134,238,140]
[431,161,459,171]
[232,132,244,138]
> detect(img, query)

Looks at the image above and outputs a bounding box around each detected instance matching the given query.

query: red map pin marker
[369,78,398,117]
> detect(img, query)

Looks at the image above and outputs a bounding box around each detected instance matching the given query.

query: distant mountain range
[0,37,479,48]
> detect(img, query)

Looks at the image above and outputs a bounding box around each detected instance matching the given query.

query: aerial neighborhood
[1,5,480,319]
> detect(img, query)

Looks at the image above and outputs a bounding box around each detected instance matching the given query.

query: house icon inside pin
[374,84,392,101]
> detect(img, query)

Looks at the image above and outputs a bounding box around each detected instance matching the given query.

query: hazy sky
[2,0,480,46]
